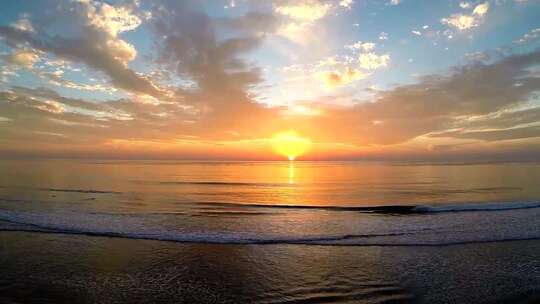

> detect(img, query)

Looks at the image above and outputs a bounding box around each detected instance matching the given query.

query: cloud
[11,17,34,33]
[514,27,540,45]
[276,21,314,43]
[151,2,266,92]
[321,67,368,88]
[305,48,540,145]
[142,1,284,139]
[34,100,66,114]
[339,0,354,9]
[441,2,489,30]
[6,49,39,68]
[390,0,401,5]
[441,14,477,30]
[1,2,539,160]
[281,40,389,91]
[345,41,376,51]
[220,12,278,34]
[85,1,145,37]
[274,0,332,22]
[430,107,540,141]
[1,87,129,119]
[0,0,164,98]
[272,0,334,44]
[432,125,540,142]
[472,2,489,16]
[2,48,540,158]
[358,52,390,70]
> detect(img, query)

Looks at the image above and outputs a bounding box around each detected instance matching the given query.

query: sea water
[1,159,540,247]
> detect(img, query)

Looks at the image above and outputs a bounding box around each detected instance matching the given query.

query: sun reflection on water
[288,161,295,184]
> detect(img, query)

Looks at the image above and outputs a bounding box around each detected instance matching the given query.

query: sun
[271,131,311,161]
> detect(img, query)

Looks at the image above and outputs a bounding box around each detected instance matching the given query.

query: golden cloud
[321,67,368,88]
[7,49,39,68]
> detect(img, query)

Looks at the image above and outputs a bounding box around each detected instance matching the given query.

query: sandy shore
[2,231,540,303]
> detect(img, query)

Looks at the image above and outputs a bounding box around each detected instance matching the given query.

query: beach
[2,0,540,302]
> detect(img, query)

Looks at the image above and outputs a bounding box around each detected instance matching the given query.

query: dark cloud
[219,11,278,34]
[144,0,282,138]
[151,1,267,92]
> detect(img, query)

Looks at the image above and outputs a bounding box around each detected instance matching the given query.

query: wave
[1,192,539,215]
[0,212,418,245]
[0,185,120,194]
[411,201,540,213]
[196,201,540,214]
[158,181,293,187]
[140,180,444,186]
[197,202,418,214]
[44,188,120,194]
[1,200,540,246]
[133,181,522,193]
[1,219,540,247]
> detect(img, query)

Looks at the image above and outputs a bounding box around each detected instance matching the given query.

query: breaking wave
[1,200,540,246]
[1,220,540,246]
[195,201,540,214]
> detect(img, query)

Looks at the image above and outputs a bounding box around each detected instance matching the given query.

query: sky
[0,0,540,160]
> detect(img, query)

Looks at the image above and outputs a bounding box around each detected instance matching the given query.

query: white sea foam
[1,201,540,246]
[412,201,540,213]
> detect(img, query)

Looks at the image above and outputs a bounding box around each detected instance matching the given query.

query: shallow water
[2,159,540,303]
[2,232,540,304]
[1,160,540,245]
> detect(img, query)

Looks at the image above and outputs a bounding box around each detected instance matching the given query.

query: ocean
[1,159,540,303]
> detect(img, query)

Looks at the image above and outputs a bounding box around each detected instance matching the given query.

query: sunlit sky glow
[1,0,540,160]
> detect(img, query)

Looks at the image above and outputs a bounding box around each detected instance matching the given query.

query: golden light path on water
[289,161,295,184]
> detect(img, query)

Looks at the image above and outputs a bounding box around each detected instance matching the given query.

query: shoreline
[4,228,540,247]
[2,231,540,303]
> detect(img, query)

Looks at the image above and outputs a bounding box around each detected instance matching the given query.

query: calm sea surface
[1,159,540,303]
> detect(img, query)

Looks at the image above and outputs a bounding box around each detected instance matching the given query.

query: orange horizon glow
[271,131,312,161]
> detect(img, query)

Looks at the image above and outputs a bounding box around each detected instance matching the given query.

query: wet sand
[2,231,540,303]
